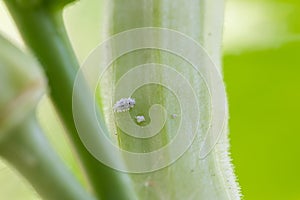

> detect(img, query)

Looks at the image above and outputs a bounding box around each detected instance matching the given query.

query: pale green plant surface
[92,1,241,199]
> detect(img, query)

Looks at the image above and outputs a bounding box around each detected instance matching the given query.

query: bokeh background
[0,0,299,199]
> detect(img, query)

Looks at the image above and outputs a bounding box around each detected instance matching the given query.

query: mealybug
[113,97,135,112]
[135,115,145,123]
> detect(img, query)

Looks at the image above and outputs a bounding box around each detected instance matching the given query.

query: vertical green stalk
[101,0,241,199]
[4,1,137,199]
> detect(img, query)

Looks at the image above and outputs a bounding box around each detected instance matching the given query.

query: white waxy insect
[113,97,135,112]
[135,115,145,123]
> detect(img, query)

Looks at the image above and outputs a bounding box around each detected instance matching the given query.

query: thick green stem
[0,115,96,200]
[100,0,241,199]
[4,1,136,199]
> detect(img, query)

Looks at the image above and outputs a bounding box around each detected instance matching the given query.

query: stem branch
[0,115,96,200]
[4,1,136,199]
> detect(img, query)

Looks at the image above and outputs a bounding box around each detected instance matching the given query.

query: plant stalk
[100,0,241,199]
[0,33,95,200]
[3,1,137,199]
[0,115,96,200]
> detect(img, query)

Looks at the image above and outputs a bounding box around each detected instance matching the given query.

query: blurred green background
[223,0,300,200]
[0,0,300,199]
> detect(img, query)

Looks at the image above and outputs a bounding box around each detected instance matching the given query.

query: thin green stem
[0,115,96,200]
[1,33,93,200]
[4,1,136,199]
